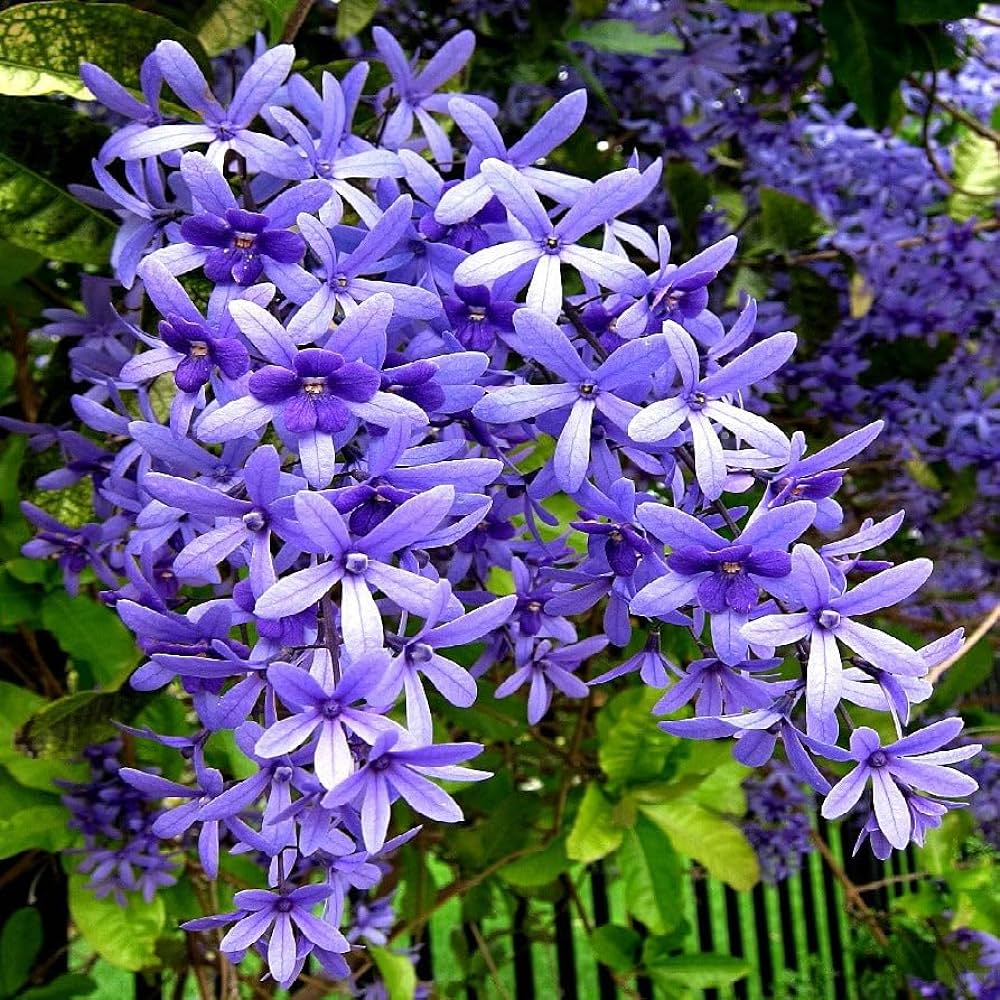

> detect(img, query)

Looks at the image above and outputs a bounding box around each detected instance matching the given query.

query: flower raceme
[11,26,981,991]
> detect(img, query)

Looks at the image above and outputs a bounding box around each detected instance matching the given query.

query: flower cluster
[413,0,1000,623]
[15,24,982,988]
[741,764,814,884]
[58,740,178,906]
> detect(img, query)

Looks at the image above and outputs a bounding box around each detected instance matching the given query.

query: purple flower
[662,688,850,795]
[443,284,516,351]
[631,501,815,660]
[271,67,403,226]
[453,160,659,317]
[372,28,497,167]
[821,719,980,851]
[253,488,466,653]
[435,90,590,222]
[654,653,782,717]
[149,153,329,293]
[495,636,607,724]
[254,652,398,790]
[474,309,670,491]
[629,321,796,499]
[616,230,738,339]
[105,41,305,177]
[377,583,516,740]
[195,300,426,487]
[120,259,261,398]
[741,544,933,741]
[119,757,226,877]
[184,884,348,988]
[141,445,300,587]
[294,196,441,323]
[321,730,490,851]
[21,503,127,595]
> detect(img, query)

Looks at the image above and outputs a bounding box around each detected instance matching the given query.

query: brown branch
[788,216,1000,264]
[390,840,551,940]
[281,0,316,43]
[469,923,513,1000]
[907,75,1000,145]
[809,830,889,947]
[927,601,1000,684]
[7,307,39,422]
[854,871,929,892]
[17,624,64,699]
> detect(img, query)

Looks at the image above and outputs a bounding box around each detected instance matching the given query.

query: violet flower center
[320,699,342,720]
[818,609,841,630]
[344,552,368,574]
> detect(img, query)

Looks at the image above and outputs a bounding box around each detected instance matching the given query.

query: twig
[390,840,551,939]
[0,851,40,890]
[17,624,64,698]
[927,601,1000,684]
[907,75,1000,145]
[469,923,513,1000]
[552,692,591,833]
[7,307,39,422]
[854,871,929,892]
[809,830,889,947]
[280,0,316,44]
[788,217,1000,264]
[918,70,984,196]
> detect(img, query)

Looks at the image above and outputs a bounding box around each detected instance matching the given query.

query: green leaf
[0,907,42,996]
[369,946,417,1000]
[618,815,682,935]
[0,151,113,264]
[19,974,97,1000]
[820,0,910,126]
[589,924,641,973]
[644,950,751,993]
[596,687,679,786]
[400,848,437,921]
[0,2,210,99]
[918,810,966,877]
[498,835,569,888]
[0,568,40,627]
[896,0,980,23]
[759,186,827,252]
[949,129,1000,221]
[337,0,379,39]
[664,160,710,254]
[565,784,625,862]
[15,686,153,760]
[194,0,267,54]
[0,683,86,791]
[195,0,303,52]
[641,800,759,890]
[0,776,73,857]
[0,241,41,286]
[567,20,681,56]
[68,872,165,972]
[41,591,139,684]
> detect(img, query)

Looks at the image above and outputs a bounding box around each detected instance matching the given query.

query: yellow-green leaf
[641,799,759,890]
[566,783,625,862]
[0,2,210,100]
[68,872,165,971]
[949,129,1000,221]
